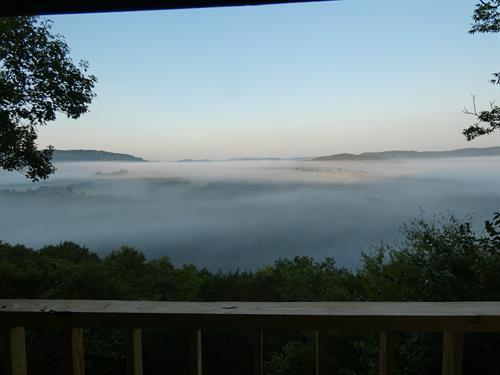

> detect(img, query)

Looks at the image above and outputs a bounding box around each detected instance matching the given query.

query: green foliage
[0,16,96,181]
[463,0,500,140]
[1,212,500,374]
[463,99,500,141]
[267,337,315,375]
[264,256,359,301]
[39,241,98,263]
[0,112,55,181]
[483,211,500,251]
[359,213,500,374]
[360,213,500,301]
[266,332,378,375]
[470,0,500,34]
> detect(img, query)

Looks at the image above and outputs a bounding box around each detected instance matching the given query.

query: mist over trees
[1,157,497,270]
[1,213,499,374]
[0,1,499,374]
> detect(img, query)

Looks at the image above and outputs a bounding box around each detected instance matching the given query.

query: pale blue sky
[38,0,499,160]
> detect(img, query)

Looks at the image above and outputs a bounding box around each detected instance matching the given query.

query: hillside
[311,146,500,161]
[229,157,282,161]
[53,150,146,162]
[312,153,385,161]
[177,159,213,162]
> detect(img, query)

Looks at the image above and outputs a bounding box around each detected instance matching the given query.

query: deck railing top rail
[2,300,500,375]
[2,300,500,331]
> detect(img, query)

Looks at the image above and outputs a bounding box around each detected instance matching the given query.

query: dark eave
[1,0,332,17]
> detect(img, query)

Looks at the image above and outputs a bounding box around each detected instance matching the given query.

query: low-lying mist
[0,157,498,270]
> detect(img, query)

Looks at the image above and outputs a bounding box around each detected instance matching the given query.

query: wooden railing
[2,300,500,375]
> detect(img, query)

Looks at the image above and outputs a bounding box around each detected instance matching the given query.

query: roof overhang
[1,0,333,17]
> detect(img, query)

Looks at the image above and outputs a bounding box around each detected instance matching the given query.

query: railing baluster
[0,329,7,375]
[379,332,397,375]
[127,329,143,375]
[5,327,28,375]
[189,329,202,375]
[442,332,463,375]
[315,331,327,375]
[65,328,85,375]
[253,330,264,375]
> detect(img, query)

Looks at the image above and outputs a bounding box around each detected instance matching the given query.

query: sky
[38,0,500,161]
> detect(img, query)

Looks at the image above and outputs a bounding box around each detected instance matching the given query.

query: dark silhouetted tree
[0,16,96,181]
[463,0,500,140]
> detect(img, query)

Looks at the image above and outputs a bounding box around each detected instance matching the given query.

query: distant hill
[311,147,500,161]
[176,157,306,162]
[313,153,385,161]
[53,150,146,162]
[176,159,213,163]
[229,157,282,161]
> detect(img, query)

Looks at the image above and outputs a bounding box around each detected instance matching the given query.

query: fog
[0,157,499,270]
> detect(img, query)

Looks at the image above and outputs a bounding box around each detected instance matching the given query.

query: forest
[1,2,500,374]
[1,212,499,375]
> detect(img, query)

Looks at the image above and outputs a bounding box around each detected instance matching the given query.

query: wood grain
[9,327,27,375]
[442,332,463,375]
[65,328,85,375]
[1,300,500,332]
[127,329,143,375]
[379,332,397,375]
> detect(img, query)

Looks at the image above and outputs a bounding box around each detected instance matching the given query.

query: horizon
[53,145,500,162]
[36,1,500,160]
[2,2,500,372]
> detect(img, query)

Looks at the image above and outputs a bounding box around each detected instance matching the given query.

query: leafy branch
[463,95,500,141]
[462,0,500,140]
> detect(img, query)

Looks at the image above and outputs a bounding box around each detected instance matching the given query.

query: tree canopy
[463,0,500,140]
[0,16,96,181]
[1,212,499,374]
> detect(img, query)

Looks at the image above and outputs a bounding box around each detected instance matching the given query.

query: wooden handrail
[2,300,500,375]
[2,300,500,331]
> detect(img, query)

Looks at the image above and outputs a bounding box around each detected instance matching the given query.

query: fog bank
[0,157,498,270]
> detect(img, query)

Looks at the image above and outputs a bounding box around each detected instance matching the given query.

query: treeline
[1,213,499,375]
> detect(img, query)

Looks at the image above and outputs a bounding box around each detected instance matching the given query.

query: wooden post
[253,330,264,375]
[442,332,463,375]
[0,328,10,375]
[315,331,327,375]
[189,329,202,375]
[127,329,143,375]
[65,328,85,375]
[379,332,397,375]
[6,327,27,375]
